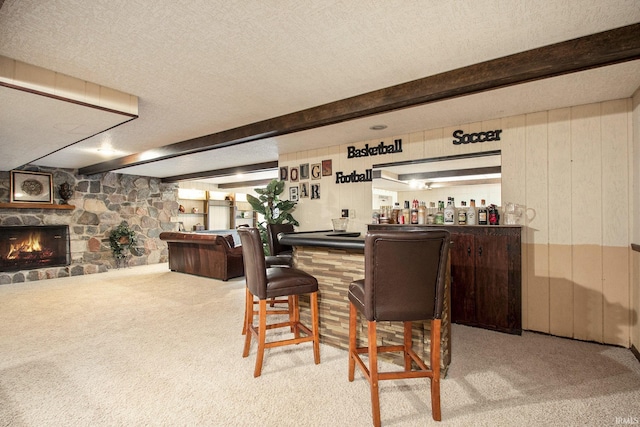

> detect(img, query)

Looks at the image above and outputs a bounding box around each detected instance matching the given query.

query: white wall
[280,98,635,347]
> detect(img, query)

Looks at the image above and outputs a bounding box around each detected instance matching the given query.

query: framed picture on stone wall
[10,170,53,204]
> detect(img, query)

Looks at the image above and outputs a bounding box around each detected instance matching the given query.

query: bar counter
[279,230,452,373]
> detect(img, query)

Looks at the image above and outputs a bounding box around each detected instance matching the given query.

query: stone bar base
[294,245,451,374]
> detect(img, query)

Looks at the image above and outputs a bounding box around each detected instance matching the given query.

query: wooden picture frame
[10,170,53,203]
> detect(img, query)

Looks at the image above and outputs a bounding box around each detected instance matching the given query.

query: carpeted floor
[1,263,639,426]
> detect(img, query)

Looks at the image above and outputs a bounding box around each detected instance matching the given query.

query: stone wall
[0,167,179,284]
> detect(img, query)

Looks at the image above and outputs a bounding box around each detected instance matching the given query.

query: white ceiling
[1,1,639,185]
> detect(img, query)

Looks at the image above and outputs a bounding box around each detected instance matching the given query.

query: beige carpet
[1,263,639,427]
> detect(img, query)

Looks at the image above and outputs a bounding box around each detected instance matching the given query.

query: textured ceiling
[0,1,639,182]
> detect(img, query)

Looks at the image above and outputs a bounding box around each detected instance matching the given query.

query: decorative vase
[58,182,73,204]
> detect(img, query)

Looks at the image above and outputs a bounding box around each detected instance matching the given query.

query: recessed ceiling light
[369,125,387,130]
[97,147,116,156]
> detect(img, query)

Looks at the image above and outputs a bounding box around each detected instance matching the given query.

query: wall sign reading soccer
[452,129,502,145]
[346,139,402,158]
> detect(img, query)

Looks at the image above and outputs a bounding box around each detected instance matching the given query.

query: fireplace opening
[0,225,70,272]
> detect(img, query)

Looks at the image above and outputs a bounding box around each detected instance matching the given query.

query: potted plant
[246,179,298,255]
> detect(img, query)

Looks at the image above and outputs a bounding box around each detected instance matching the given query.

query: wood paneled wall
[281,98,635,347]
[632,89,640,352]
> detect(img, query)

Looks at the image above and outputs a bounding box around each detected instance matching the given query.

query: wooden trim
[631,345,640,364]
[0,202,75,210]
[631,243,640,253]
[79,23,640,176]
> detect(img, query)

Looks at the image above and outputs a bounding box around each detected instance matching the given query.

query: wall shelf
[0,202,75,210]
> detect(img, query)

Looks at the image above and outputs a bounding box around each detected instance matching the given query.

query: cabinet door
[450,232,476,325]
[474,231,510,331]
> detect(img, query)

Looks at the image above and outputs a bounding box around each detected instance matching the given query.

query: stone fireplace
[0,225,70,272]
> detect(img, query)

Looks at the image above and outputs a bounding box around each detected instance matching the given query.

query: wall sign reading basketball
[347,139,402,158]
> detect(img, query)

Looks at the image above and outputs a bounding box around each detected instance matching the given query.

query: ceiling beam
[160,161,278,183]
[79,23,640,176]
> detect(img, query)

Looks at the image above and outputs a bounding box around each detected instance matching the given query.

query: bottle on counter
[444,197,455,225]
[435,201,444,224]
[426,202,435,224]
[410,200,419,224]
[402,201,410,225]
[458,201,467,225]
[489,204,500,225]
[379,205,389,224]
[391,202,401,224]
[467,199,477,225]
[478,199,488,225]
[418,201,426,224]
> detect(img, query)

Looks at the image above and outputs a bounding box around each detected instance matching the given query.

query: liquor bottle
[467,199,477,225]
[435,201,444,224]
[410,200,419,224]
[478,199,488,225]
[426,202,435,224]
[402,201,410,225]
[417,201,426,224]
[489,204,500,225]
[458,201,467,225]
[444,197,455,225]
[391,202,400,224]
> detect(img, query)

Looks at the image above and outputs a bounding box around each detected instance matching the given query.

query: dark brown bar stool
[348,229,450,426]
[238,227,320,377]
[241,223,294,335]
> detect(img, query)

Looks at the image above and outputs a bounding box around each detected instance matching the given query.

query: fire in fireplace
[0,225,70,272]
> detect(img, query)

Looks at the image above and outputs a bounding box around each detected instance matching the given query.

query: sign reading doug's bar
[347,139,402,158]
[452,129,502,145]
[335,169,372,184]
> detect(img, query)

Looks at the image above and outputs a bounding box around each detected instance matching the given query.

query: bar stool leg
[348,302,357,381]
[430,319,442,421]
[242,289,253,356]
[291,295,300,339]
[288,295,295,333]
[368,320,381,427]
[403,321,413,371]
[311,291,320,364]
[254,299,268,377]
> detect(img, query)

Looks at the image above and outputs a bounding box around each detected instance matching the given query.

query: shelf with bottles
[373,198,508,226]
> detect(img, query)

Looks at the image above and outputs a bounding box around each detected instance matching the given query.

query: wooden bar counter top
[279,230,452,373]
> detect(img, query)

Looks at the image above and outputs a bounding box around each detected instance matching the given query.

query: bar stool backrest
[237,227,268,300]
[267,223,294,256]
[363,230,450,322]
